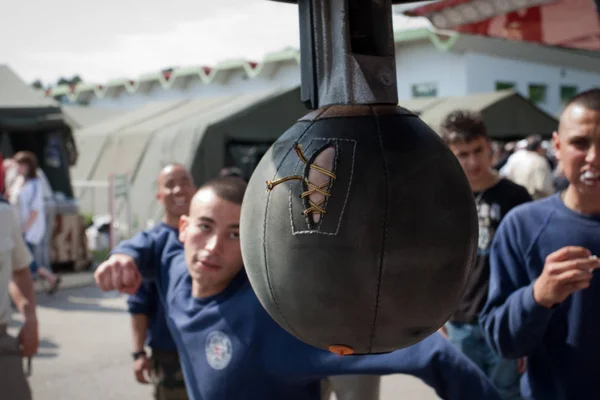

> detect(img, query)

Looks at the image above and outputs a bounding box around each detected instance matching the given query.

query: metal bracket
[278,0,401,109]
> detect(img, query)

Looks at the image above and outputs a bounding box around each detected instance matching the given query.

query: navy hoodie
[113,233,502,400]
[480,193,600,400]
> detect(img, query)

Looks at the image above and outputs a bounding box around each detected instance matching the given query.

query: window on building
[411,83,438,98]
[495,81,516,91]
[560,85,578,105]
[528,84,547,104]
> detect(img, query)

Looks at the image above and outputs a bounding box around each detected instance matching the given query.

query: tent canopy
[399,90,558,141]
[73,87,309,229]
[0,65,76,198]
[62,105,129,130]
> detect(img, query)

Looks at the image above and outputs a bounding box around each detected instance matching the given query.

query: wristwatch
[131,350,147,360]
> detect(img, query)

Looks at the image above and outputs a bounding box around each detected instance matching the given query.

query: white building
[47,27,600,116]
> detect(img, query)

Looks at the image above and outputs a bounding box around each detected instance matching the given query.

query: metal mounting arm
[277,0,400,110]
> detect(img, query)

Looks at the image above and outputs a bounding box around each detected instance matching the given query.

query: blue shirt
[114,233,502,400]
[124,222,179,352]
[480,193,600,400]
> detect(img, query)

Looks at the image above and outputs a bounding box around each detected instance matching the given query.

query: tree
[31,80,44,90]
[57,77,71,86]
[56,75,84,86]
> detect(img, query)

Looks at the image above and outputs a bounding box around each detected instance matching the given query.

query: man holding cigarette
[479,88,600,400]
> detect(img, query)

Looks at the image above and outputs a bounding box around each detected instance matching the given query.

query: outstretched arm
[264,315,502,400]
[95,232,184,297]
[95,231,157,295]
[110,231,158,279]
[319,333,503,400]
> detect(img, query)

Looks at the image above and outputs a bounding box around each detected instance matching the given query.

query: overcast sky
[0,0,430,85]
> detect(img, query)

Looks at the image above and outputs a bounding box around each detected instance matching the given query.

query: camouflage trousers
[151,350,189,400]
[321,375,381,400]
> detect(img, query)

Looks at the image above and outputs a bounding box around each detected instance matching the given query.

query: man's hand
[94,254,142,295]
[533,246,600,308]
[19,316,39,357]
[134,354,153,384]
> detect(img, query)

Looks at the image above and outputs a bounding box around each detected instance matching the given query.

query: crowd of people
[0,87,598,400]
[93,88,599,400]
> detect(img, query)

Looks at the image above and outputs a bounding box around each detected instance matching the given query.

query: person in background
[479,88,600,400]
[0,190,39,400]
[10,152,60,293]
[494,142,516,171]
[500,135,555,200]
[218,166,245,180]
[5,156,56,274]
[127,163,195,400]
[439,110,532,400]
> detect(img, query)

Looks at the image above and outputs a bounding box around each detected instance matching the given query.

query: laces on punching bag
[266,143,337,217]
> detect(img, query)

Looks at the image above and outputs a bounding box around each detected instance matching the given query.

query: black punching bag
[240,0,478,355]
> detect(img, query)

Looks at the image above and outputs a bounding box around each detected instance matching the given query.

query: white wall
[394,41,468,100]
[465,52,600,116]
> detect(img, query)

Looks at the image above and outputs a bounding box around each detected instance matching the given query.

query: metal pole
[127,173,133,238]
[108,173,116,250]
[297,0,398,109]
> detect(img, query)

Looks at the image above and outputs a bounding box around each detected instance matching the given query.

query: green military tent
[72,87,557,232]
[0,65,77,198]
[72,87,309,230]
[399,90,559,141]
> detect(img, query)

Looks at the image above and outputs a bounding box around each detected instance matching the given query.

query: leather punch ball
[240,105,478,355]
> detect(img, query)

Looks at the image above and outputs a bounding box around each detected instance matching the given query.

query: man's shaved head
[156,163,196,227]
[559,88,600,134]
[158,163,191,185]
[552,88,600,214]
[179,176,245,298]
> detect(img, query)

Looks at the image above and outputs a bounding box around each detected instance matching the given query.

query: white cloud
[0,0,429,85]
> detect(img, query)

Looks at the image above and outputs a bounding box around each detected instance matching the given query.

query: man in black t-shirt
[439,110,532,400]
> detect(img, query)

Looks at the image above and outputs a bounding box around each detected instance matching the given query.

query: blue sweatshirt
[113,233,502,400]
[479,193,600,400]
[127,279,178,352]
[122,223,179,352]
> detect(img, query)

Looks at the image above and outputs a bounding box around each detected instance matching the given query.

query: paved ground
[9,277,439,400]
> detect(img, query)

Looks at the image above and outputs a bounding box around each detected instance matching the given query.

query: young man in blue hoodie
[95,176,502,400]
[479,88,600,400]
[126,163,195,400]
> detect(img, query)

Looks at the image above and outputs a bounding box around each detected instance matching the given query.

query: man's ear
[552,131,561,161]
[179,215,189,243]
